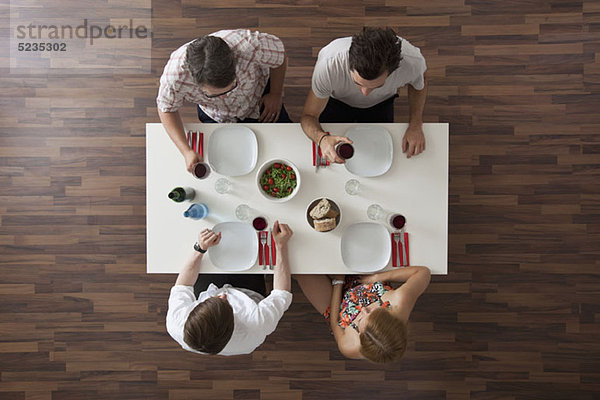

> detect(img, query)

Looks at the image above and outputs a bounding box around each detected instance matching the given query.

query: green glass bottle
[168,187,195,203]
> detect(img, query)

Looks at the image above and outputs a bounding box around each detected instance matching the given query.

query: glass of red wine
[335,143,354,159]
[252,216,268,231]
[389,214,406,230]
[192,162,211,179]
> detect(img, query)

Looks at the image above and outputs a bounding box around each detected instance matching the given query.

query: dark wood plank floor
[1,0,599,399]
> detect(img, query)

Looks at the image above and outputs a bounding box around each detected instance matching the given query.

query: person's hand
[197,228,221,250]
[320,135,353,164]
[360,274,378,284]
[331,274,345,281]
[402,123,426,158]
[259,92,283,123]
[272,220,293,248]
[184,149,202,173]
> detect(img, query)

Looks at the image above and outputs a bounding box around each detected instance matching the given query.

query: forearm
[300,114,327,143]
[329,284,343,331]
[175,252,203,286]
[273,245,291,292]
[268,55,287,97]
[158,109,192,158]
[407,77,427,125]
[371,266,431,284]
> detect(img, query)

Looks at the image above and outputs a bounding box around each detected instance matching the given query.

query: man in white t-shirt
[301,27,428,161]
[166,221,293,356]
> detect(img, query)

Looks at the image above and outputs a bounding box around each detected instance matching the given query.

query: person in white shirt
[301,27,428,161]
[166,221,293,355]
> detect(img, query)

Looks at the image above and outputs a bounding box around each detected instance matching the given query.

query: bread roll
[309,198,339,220]
[313,217,336,232]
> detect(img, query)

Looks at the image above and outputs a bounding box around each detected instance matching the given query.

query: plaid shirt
[157,29,285,122]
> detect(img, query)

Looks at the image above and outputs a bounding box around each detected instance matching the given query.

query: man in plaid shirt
[157,29,291,172]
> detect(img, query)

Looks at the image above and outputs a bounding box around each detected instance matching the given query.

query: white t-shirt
[166,283,292,356]
[311,37,427,108]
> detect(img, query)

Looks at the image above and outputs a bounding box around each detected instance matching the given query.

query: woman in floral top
[295,267,430,363]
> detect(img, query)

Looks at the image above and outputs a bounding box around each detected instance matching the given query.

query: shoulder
[313,38,351,84]
[335,330,362,359]
[160,41,193,84]
[212,29,282,50]
[317,37,351,64]
[398,37,426,68]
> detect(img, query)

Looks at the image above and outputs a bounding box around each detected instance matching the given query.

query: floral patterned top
[324,275,392,329]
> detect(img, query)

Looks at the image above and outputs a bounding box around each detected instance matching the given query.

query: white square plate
[341,222,391,272]
[208,126,258,176]
[209,222,258,271]
[344,125,393,177]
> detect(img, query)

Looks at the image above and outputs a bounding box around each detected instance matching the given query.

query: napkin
[186,131,204,158]
[258,231,264,265]
[311,141,330,167]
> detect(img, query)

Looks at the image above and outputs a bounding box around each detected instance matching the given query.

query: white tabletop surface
[146,123,448,275]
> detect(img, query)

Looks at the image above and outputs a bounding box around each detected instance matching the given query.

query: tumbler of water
[235,204,251,221]
[367,204,385,221]
[344,179,361,195]
[215,178,232,194]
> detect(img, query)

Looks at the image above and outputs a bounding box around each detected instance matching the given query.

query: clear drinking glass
[345,179,360,195]
[235,204,251,221]
[215,178,232,194]
[367,204,385,220]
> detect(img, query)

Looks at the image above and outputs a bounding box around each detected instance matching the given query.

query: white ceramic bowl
[306,197,342,233]
[256,158,301,202]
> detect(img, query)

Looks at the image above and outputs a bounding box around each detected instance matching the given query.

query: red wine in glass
[390,214,406,229]
[252,216,267,231]
[336,143,354,159]
[192,162,210,179]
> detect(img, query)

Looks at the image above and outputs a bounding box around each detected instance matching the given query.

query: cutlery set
[312,141,330,173]
[186,131,204,158]
[391,231,409,267]
[257,230,276,270]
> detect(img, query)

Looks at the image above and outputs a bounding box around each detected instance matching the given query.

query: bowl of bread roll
[307,197,341,233]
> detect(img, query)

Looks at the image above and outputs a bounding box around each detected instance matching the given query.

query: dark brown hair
[359,307,407,363]
[348,27,402,80]
[185,36,236,88]
[184,297,234,354]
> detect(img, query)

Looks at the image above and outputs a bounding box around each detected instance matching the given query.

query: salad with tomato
[259,162,297,198]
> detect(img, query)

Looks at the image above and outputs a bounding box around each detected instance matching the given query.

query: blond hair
[359,307,407,363]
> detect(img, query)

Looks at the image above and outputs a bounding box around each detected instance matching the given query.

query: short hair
[359,307,407,363]
[185,36,236,88]
[348,27,402,80]
[184,297,234,354]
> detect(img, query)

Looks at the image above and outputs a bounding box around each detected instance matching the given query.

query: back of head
[359,307,407,363]
[348,27,402,80]
[184,297,234,354]
[185,36,236,88]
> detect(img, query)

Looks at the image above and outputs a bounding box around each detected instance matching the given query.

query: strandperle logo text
[15,19,149,45]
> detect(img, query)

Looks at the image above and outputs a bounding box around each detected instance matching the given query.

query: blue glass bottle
[183,203,209,219]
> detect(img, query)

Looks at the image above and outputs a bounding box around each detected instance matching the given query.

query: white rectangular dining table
[146,123,448,275]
